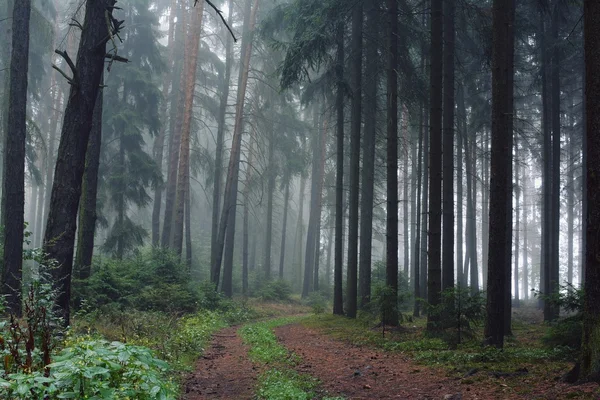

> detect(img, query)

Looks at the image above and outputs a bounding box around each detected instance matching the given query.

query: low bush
[257,280,293,302]
[72,248,199,314]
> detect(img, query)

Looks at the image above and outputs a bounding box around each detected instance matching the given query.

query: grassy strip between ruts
[238,317,344,400]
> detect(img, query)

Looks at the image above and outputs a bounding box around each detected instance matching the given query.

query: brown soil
[274,324,599,400]
[181,326,257,400]
[183,321,599,400]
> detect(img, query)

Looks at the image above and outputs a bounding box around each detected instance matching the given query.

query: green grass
[239,316,344,400]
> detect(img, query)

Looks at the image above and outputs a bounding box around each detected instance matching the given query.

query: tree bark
[75,81,103,279]
[442,0,455,292]
[333,18,345,314]
[161,2,188,248]
[264,124,276,280]
[385,0,399,325]
[457,84,466,288]
[279,179,290,279]
[43,0,116,325]
[359,0,378,308]
[242,125,256,296]
[1,0,30,316]
[211,0,259,287]
[173,1,204,257]
[579,0,600,381]
[211,0,235,268]
[346,0,363,318]
[484,0,515,348]
[152,0,178,247]
[427,0,443,332]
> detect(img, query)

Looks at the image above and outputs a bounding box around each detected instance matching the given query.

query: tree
[1,0,32,316]
[75,81,103,279]
[43,0,123,325]
[442,0,455,293]
[358,0,379,308]
[173,2,204,257]
[346,0,363,319]
[427,0,443,332]
[212,0,260,289]
[333,18,345,315]
[384,0,399,326]
[484,0,515,349]
[579,0,600,382]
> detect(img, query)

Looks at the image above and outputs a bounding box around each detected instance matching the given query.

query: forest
[0,0,599,398]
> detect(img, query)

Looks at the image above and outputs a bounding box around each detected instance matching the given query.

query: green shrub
[72,248,199,313]
[542,315,582,352]
[257,280,292,301]
[0,338,177,399]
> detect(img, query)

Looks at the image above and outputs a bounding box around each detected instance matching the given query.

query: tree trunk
[333,19,345,315]
[1,0,30,316]
[294,174,306,292]
[413,89,424,318]
[264,125,276,280]
[548,0,561,321]
[482,128,490,289]
[173,2,204,257]
[359,0,378,308]
[346,0,363,318]
[427,0,443,332]
[567,89,575,285]
[457,84,466,288]
[185,172,192,270]
[442,0,455,292]
[403,137,409,280]
[579,0,600,381]
[161,3,188,248]
[313,116,327,292]
[484,0,515,349]
[211,0,235,268]
[465,119,478,292]
[75,81,103,279]
[514,141,520,306]
[152,0,178,247]
[385,0,399,325]
[211,0,259,287]
[540,10,552,313]
[43,0,116,325]
[279,179,290,279]
[523,169,529,301]
[242,125,256,296]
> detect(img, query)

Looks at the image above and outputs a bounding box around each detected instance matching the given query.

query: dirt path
[182,326,257,400]
[274,323,599,400]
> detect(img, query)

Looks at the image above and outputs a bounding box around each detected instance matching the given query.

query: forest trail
[182,326,258,400]
[183,318,600,399]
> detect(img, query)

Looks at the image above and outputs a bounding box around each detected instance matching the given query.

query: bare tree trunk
[346,1,363,318]
[279,179,290,279]
[333,19,345,315]
[482,128,490,289]
[427,0,443,332]
[75,81,103,279]
[484,0,515,349]
[264,124,276,280]
[442,0,455,292]
[578,0,600,380]
[514,141,520,306]
[385,0,399,325]
[523,168,529,301]
[211,0,259,287]
[152,0,178,247]
[242,125,256,295]
[457,84,466,288]
[173,2,204,256]
[43,0,116,325]
[359,0,378,307]
[162,3,188,248]
[1,0,30,316]
[567,89,575,285]
[211,0,235,269]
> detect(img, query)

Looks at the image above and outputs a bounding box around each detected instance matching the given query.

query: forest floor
[182,307,600,400]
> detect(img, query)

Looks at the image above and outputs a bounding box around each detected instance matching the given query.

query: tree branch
[196,0,237,42]
[54,50,78,85]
